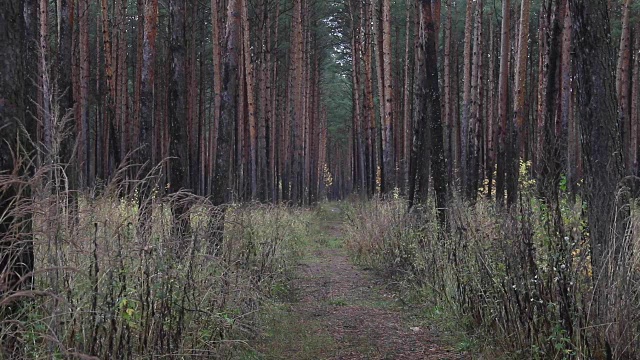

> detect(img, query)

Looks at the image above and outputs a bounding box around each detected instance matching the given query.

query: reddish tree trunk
[508,0,531,205]
[496,0,510,207]
[381,0,395,192]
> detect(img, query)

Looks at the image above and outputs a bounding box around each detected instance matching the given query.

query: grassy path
[243,206,465,360]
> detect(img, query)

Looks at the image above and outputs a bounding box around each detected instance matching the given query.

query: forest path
[246,206,465,360]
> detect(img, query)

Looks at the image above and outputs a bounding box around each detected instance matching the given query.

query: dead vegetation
[0,170,312,359]
[343,195,640,359]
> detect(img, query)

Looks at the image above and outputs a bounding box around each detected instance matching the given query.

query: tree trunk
[617,0,632,170]
[508,0,531,205]
[443,0,453,189]
[535,6,548,178]
[486,14,496,197]
[116,0,128,165]
[460,0,474,194]
[496,0,510,207]
[466,0,482,201]
[364,0,377,196]
[241,0,258,200]
[1,0,33,298]
[381,0,395,193]
[100,0,120,178]
[57,0,74,181]
[350,0,366,195]
[137,0,158,235]
[561,0,577,192]
[375,1,386,195]
[415,0,448,226]
[270,1,281,201]
[213,0,241,206]
[168,0,191,235]
[139,0,158,170]
[539,1,562,205]
[403,0,412,194]
[133,0,144,164]
[290,0,304,205]
[571,0,627,352]
[186,3,199,194]
[631,23,640,175]
[210,0,222,191]
[78,0,90,186]
[40,0,52,163]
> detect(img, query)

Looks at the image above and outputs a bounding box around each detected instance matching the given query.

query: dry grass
[0,172,312,359]
[343,196,640,359]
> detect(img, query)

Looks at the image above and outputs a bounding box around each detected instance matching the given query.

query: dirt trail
[252,212,465,360]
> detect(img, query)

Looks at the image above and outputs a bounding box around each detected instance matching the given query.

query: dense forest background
[2,0,640,358]
[2,0,639,203]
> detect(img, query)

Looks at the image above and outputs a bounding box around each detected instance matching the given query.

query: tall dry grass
[0,169,311,359]
[343,196,640,359]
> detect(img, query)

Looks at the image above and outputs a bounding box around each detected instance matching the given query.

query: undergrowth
[0,175,311,359]
[343,189,640,359]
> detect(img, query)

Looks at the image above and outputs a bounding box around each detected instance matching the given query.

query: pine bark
[138,0,158,230]
[186,3,199,194]
[290,0,305,205]
[351,0,366,194]
[466,0,482,200]
[570,0,627,351]
[381,0,395,192]
[631,24,640,175]
[40,0,52,162]
[213,0,241,206]
[116,0,128,161]
[535,6,548,176]
[100,0,120,177]
[443,0,453,186]
[403,0,412,194]
[496,0,510,207]
[461,0,474,193]
[617,0,632,170]
[508,0,531,205]
[1,0,34,294]
[561,0,577,192]
[415,0,448,226]
[139,0,158,164]
[210,0,222,188]
[57,0,74,176]
[539,1,562,203]
[258,0,269,201]
[486,14,496,197]
[571,0,625,260]
[133,0,143,161]
[241,0,258,199]
[270,1,281,201]
[168,0,191,234]
[78,0,90,186]
[364,0,377,195]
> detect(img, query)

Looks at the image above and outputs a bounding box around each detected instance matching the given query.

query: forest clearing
[2,0,640,358]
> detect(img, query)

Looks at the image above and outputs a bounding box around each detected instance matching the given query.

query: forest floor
[241,206,468,360]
